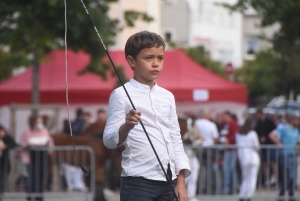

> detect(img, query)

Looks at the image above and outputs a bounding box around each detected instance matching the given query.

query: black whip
[78,0,180,200]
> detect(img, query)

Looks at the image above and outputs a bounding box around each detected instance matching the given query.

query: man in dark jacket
[63,108,87,135]
[0,125,17,200]
[255,109,277,186]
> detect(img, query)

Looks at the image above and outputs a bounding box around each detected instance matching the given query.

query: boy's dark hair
[125,31,166,60]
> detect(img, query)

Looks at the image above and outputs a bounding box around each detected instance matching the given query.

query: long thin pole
[64,0,88,176]
[79,1,179,200]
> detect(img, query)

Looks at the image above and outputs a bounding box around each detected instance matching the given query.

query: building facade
[108,0,161,50]
[160,0,190,47]
[242,8,280,61]
[108,0,279,68]
[187,0,243,68]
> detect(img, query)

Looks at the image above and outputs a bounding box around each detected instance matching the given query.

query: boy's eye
[158,57,164,61]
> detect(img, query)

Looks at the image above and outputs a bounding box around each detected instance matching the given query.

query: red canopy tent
[0,49,247,105]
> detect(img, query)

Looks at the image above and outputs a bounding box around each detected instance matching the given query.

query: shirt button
[155,119,159,124]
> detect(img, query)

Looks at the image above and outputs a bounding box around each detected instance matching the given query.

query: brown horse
[52,119,121,201]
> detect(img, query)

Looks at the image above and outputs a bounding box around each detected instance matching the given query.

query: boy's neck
[133,77,156,89]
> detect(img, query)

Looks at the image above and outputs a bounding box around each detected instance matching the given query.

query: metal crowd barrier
[0,146,95,201]
[186,144,300,201]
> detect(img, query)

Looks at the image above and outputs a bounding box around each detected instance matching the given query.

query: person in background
[194,108,219,194]
[236,119,260,201]
[255,109,277,186]
[179,116,202,201]
[64,108,86,135]
[83,112,92,126]
[0,125,17,201]
[215,113,226,135]
[273,113,285,129]
[269,114,300,201]
[221,111,239,195]
[21,115,54,201]
[231,113,238,124]
[62,109,89,192]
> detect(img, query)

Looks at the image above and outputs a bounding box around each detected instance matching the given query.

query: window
[165,32,172,41]
[162,28,176,42]
[244,37,260,60]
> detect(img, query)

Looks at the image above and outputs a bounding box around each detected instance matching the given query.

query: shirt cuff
[104,127,120,149]
[175,160,191,178]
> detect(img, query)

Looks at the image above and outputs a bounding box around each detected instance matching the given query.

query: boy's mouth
[151,70,159,74]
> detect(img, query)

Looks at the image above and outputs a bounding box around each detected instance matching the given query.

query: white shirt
[104,78,191,181]
[236,131,260,166]
[194,119,219,146]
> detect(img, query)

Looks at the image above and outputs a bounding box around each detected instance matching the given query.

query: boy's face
[127,46,164,86]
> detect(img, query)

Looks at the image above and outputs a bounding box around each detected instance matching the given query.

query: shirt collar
[130,78,158,91]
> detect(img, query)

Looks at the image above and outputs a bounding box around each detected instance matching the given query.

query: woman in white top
[236,118,260,201]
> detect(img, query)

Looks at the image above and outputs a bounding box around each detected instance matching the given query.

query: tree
[0,49,30,82]
[182,46,227,77]
[0,0,153,108]
[222,0,300,98]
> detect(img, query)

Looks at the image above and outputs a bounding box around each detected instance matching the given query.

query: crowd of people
[181,108,300,201]
[0,108,106,201]
[0,106,299,201]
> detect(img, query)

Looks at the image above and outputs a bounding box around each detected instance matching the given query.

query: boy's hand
[175,183,188,201]
[118,109,141,146]
[125,109,141,130]
[174,170,188,201]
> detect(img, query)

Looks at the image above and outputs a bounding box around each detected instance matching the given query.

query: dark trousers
[27,150,48,201]
[120,177,176,201]
[0,165,8,201]
[279,154,297,197]
[120,163,175,201]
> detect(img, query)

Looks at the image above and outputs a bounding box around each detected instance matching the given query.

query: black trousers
[27,150,48,201]
[120,164,176,201]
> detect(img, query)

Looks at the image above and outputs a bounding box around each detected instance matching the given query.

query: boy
[104,31,191,201]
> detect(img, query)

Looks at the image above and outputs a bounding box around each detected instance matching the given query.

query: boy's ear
[126,55,136,69]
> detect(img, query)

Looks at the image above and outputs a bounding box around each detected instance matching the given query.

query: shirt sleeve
[103,89,126,149]
[252,131,260,151]
[169,95,191,178]
[212,123,219,139]
[274,127,284,140]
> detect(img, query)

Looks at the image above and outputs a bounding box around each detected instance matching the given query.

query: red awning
[0,49,247,105]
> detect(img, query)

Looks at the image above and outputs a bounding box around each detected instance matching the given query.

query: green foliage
[124,10,154,27]
[182,46,227,78]
[222,0,300,98]
[0,0,151,84]
[222,0,300,54]
[236,49,300,98]
[0,0,118,79]
[0,49,30,82]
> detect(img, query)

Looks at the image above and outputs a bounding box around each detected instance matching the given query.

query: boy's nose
[152,59,159,67]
